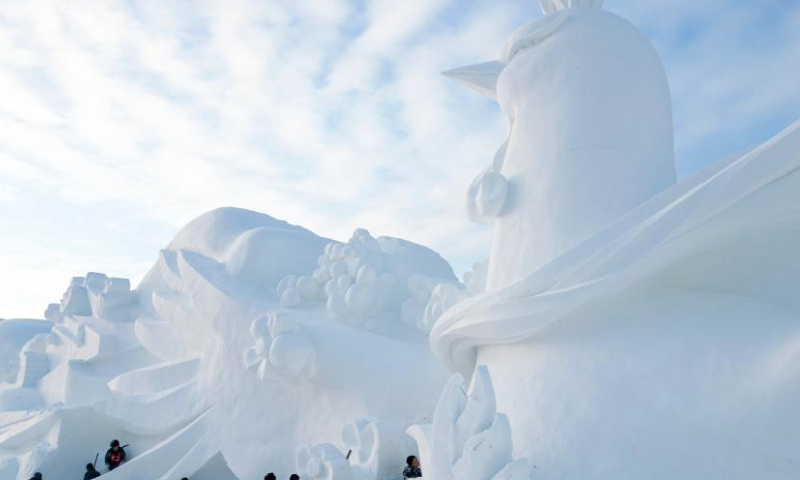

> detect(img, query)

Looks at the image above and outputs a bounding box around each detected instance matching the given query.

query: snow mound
[164,207,332,290]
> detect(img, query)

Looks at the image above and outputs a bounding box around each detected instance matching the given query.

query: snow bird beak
[442,60,505,102]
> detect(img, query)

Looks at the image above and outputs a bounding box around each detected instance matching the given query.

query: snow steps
[17,353,49,388]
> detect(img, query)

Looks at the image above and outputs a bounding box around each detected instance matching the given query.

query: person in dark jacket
[105,440,127,471]
[29,473,43,480]
[265,473,277,480]
[289,475,300,480]
[402,456,422,479]
[84,463,101,480]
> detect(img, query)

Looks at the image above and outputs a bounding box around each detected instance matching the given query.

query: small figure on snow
[84,463,101,480]
[265,473,277,480]
[403,456,422,479]
[28,473,43,480]
[105,439,127,471]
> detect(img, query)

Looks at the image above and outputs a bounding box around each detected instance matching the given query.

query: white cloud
[0,0,799,317]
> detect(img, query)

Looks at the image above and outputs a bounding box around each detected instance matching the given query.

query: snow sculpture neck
[447,8,676,290]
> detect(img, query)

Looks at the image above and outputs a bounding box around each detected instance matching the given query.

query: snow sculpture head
[446,0,676,289]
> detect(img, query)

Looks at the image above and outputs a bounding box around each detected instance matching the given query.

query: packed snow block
[60,285,91,317]
[90,276,134,322]
[43,304,62,324]
[225,226,330,289]
[83,272,108,292]
[0,320,52,385]
[20,333,52,355]
[53,316,88,348]
[105,277,131,295]
[17,352,50,388]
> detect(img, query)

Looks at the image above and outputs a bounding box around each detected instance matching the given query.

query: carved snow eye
[500,10,569,64]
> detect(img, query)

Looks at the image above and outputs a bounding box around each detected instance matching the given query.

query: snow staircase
[17,352,50,388]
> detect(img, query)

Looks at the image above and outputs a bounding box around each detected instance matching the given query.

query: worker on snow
[105,440,127,471]
[84,463,101,480]
[403,456,422,479]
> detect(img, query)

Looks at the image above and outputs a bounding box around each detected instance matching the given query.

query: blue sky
[1,0,799,318]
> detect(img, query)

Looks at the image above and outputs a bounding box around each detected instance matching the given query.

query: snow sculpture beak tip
[442,60,505,102]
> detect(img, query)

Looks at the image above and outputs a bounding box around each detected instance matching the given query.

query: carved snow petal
[454,366,497,454]
[452,414,515,480]
[431,374,469,480]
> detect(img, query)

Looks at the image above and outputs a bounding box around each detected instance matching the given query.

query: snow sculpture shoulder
[445,0,675,289]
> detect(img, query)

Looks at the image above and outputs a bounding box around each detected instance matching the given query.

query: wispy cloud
[0,0,798,318]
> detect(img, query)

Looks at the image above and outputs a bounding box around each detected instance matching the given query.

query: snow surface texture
[3,0,800,479]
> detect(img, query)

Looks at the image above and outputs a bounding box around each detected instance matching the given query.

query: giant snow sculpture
[433,1,800,478]
[2,1,800,479]
[0,208,452,480]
